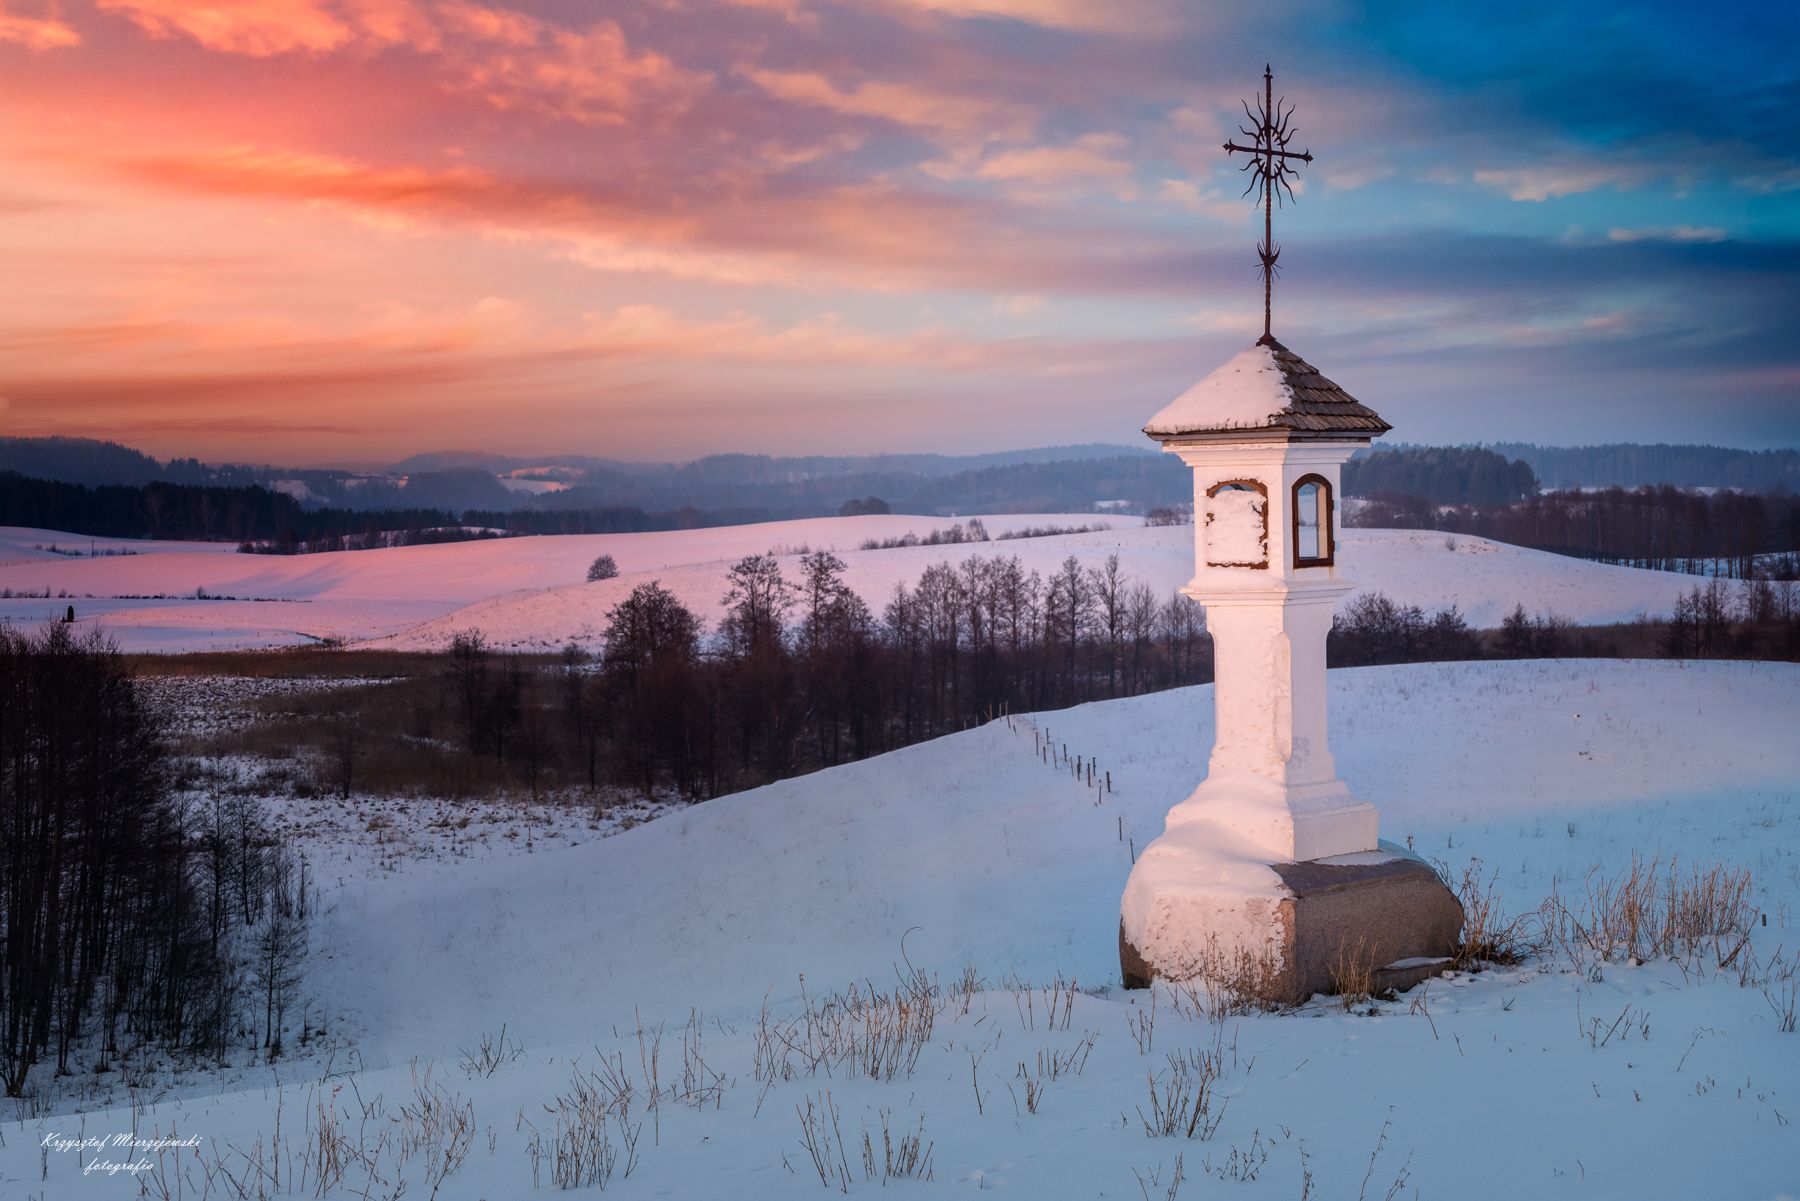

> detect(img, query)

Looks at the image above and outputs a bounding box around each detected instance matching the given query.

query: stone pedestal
[1120,843,1463,1004]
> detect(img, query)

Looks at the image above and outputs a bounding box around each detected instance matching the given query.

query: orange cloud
[95,0,404,55]
[0,1,80,49]
[95,1,706,124]
[107,143,1180,295]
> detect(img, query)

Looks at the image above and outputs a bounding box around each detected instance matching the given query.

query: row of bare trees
[432,551,1212,801]
[0,624,305,1099]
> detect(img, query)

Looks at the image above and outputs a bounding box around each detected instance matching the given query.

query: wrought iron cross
[1223,64,1313,341]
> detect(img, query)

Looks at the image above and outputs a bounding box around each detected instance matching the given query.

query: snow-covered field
[0,517,1704,653]
[5,659,1796,1199]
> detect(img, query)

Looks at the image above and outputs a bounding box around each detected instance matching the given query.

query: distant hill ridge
[386,444,1155,478]
[3,438,1795,530]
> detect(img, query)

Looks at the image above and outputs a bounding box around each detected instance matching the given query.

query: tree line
[1353,486,1800,579]
[0,470,765,548]
[425,551,1212,802]
[1344,446,1539,506]
[1488,442,1800,492]
[0,624,307,1099]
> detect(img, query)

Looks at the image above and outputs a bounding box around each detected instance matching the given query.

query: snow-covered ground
[5,659,1796,1199]
[0,517,1704,653]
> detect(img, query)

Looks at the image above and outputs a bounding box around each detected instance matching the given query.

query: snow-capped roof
[1143,336,1390,441]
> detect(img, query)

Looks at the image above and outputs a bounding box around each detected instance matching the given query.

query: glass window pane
[1296,482,1321,560]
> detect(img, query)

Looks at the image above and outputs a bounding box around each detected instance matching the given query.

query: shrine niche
[1204,480,1269,568]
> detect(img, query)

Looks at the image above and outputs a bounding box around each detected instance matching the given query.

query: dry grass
[859,1109,933,1183]
[1545,856,1755,970]
[127,648,455,680]
[1009,1030,1096,1116]
[795,1089,853,1193]
[177,670,611,801]
[1158,940,1287,1020]
[753,972,943,1092]
[1329,935,1377,1010]
[1440,858,1534,969]
[140,1070,475,1201]
[1137,1042,1228,1141]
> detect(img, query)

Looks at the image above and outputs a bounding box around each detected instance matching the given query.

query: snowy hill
[5,659,1795,1198]
[0,517,1707,653]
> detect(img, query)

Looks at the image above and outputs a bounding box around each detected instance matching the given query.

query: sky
[0,0,1796,467]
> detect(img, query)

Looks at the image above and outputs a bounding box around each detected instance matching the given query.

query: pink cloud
[858,0,1177,35]
[743,67,1034,144]
[946,133,1138,199]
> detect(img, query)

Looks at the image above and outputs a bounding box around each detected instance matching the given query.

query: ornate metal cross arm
[1220,65,1314,341]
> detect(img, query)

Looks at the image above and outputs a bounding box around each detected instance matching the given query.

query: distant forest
[1489,443,1800,492]
[0,436,1187,517]
[0,472,468,544]
[1353,488,1800,578]
[1343,446,1538,505]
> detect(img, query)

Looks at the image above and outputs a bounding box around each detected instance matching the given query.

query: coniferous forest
[1352,486,1800,578]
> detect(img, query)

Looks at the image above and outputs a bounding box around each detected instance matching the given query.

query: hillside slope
[14,659,1800,1199]
[4,660,1796,1199]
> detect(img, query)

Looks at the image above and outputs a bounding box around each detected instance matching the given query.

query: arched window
[1204,479,1268,569]
[1292,475,1333,568]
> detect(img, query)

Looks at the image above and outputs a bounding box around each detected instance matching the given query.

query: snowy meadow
[2,655,1796,1200]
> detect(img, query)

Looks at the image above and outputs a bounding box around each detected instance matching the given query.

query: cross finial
[1222,64,1313,341]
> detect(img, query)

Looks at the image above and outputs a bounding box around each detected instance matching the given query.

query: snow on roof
[1144,343,1293,436]
[1143,337,1391,440]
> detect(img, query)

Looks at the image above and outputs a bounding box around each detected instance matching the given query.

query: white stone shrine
[1118,336,1462,1000]
[1143,338,1384,863]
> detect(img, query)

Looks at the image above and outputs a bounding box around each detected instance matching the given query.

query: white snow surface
[1,519,1711,653]
[5,659,1797,1199]
[1143,343,1292,435]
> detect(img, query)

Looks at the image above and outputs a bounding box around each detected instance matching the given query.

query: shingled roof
[1143,335,1391,443]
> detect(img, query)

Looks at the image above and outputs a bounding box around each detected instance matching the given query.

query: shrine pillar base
[1119,837,1462,1005]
